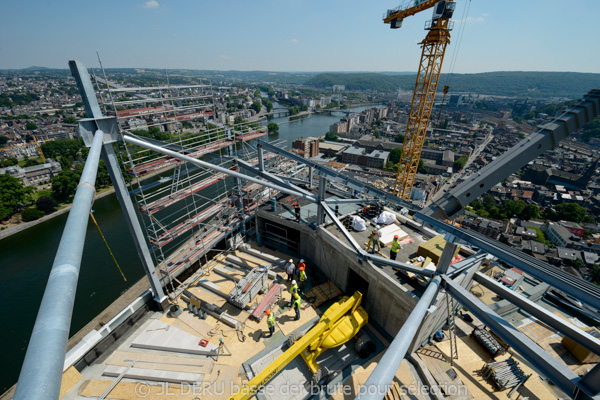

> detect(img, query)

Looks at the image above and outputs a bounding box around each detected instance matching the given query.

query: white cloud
[220,54,231,60]
[289,38,299,43]
[457,13,488,24]
[144,1,159,9]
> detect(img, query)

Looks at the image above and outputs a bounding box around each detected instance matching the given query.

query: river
[0,101,379,392]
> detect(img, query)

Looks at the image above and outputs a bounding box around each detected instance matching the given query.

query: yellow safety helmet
[294,293,300,299]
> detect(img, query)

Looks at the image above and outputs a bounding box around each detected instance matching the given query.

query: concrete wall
[257,209,419,336]
[257,209,482,351]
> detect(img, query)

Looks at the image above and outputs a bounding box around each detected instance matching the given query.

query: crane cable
[89,211,127,282]
[445,0,471,89]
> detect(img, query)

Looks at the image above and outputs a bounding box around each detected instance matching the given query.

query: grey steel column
[309,166,313,188]
[226,128,246,236]
[14,130,104,400]
[356,275,443,400]
[69,60,166,305]
[101,144,165,303]
[257,145,264,172]
[317,175,326,225]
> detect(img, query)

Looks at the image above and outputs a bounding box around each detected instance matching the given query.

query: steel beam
[320,202,364,254]
[236,158,314,198]
[364,253,435,277]
[324,198,365,204]
[124,134,319,203]
[14,130,104,400]
[257,140,415,210]
[474,272,600,356]
[443,276,595,400]
[417,212,600,311]
[424,87,600,220]
[356,276,443,400]
[317,175,326,225]
[320,203,433,277]
[69,60,167,306]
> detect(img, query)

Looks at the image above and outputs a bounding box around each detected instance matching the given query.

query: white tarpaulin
[375,211,397,225]
[378,224,409,246]
[351,216,367,232]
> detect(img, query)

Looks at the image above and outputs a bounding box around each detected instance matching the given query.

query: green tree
[62,116,77,124]
[0,136,8,147]
[288,106,300,116]
[0,174,31,220]
[389,148,403,164]
[254,89,261,98]
[51,170,81,203]
[374,129,381,139]
[21,207,44,222]
[325,131,339,142]
[267,122,279,135]
[250,101,262,114]
[555,202,588,223]
[482,194,496,210]
[0,157,18,167]
[417,158,428,174]
[394,133,405,143]
[454,155,468,171]
[26,122,37,130]
[590,264,600,284]
[261,98,273,112]
[36,196,58,214]
[24,158,40,167]
[519,204,540,221]
[234,116,244,125]
[527,225,547,243]
[301,104,308,111]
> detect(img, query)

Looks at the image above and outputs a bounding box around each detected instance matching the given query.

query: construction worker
[298,265,307,292]
[265,309,275,337]
[289,280,298,306]
[292,293,301,320]
[296,258,306,276]
[390,234,401,261]
[368,225,382,254]
[293,201,301,222]
[285,259,295,281]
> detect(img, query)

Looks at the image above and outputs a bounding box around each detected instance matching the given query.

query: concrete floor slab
[131,320,219,356]
[102,365,203,384]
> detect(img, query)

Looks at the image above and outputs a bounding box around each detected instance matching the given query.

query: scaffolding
[93,70,296,284]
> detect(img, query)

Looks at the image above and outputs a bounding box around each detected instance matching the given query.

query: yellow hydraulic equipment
[229,291,370,400]
[384,0,456,200]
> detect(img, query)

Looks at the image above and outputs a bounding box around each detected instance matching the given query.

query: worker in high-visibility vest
[390,234,402,261]
[292,293,301,320]
[298,265,307,292]
[265,309,275,337]
[289,280,298,307]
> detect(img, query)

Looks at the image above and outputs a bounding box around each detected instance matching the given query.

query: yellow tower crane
[384,0,456,200]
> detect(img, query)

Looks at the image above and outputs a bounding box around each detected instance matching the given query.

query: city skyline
[0,0,599,74]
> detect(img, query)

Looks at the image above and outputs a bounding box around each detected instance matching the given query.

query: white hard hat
[292,280,296,285]
[300,259,304,263]
[289,259,293,262]
[376,225,380,229]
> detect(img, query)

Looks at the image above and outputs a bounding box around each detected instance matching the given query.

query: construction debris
[305,281,342,307]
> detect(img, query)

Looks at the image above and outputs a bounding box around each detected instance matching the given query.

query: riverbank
[0,160,179,241]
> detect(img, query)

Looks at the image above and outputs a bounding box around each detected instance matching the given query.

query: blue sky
[1,0,598,73]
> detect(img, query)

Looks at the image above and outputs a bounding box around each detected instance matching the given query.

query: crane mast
[384,1,456,200]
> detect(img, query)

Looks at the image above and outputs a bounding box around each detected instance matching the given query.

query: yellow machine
[229,291,370,400]
[384,0,457,201]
